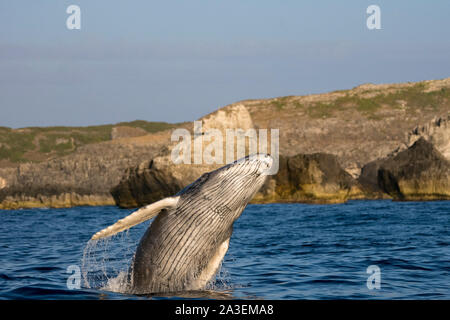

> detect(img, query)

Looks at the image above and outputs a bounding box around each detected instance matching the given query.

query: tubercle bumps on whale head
[254,154,273,175]
[222,153,274,176]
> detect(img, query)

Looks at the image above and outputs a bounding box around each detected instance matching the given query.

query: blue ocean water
[0,200,448,300]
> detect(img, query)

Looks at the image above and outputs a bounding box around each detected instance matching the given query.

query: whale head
[176,153,273,221]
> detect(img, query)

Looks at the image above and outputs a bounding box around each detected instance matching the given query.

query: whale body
[91,154,273,294]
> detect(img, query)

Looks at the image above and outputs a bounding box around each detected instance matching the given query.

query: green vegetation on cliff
[0,120,179,164]
[268,82,450,119]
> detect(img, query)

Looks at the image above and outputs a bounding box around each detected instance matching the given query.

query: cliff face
[253,154,363,204]
[1,78,449,209]
[0,134,172,209]
[110,157,187,208]
[359,138,450,200]
[241,78,450,177]
[378,138,450,201]
[112,78,449,207]
[404,115,450,159]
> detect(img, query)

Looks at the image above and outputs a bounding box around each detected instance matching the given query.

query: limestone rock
[406,115,450,160]
[253,154,363,204]
[0,137,168,209]
[359,138,450,200]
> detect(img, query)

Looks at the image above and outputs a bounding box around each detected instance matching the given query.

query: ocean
[0,200,448,299]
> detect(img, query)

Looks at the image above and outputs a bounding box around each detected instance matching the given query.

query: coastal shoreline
[1,78,449,210]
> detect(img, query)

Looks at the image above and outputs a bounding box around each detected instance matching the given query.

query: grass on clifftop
[0,121,179,164]
[269,83,450,119]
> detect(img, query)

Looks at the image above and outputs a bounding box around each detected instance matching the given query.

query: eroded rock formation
[359,138,450,200]
[112,153,364,208]
[253,154,363,204]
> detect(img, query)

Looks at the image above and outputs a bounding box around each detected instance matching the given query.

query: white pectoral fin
[90,196,179,241]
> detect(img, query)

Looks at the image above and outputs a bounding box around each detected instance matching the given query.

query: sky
[0,0,449,128]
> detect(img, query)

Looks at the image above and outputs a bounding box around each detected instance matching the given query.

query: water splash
[81,228,139,293]
[206,261,233,291]
[102,270,131,293]
[80,218,235,296]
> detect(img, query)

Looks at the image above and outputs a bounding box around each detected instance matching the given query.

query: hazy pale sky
[1,0,449,128]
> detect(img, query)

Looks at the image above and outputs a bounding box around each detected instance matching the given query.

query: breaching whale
[90,154,273,294]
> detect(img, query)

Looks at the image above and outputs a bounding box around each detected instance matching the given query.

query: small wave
[5,285,91,300]
[0,273,13,280]
[375,258,434,271]
[101,271,131,294]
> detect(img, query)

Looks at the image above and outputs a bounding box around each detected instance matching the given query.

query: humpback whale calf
[90,154,273,294]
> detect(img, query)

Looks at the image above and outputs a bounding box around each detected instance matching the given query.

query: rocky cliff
[359,138,450,201]
[253,154,364,204]
[0,133,174,209]
[1,77,449,209]
[111,78,450,207]
[401,114,450,159]
[242,78,450,177]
